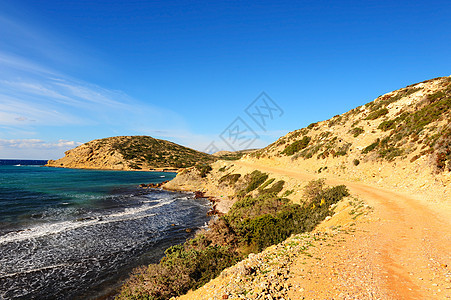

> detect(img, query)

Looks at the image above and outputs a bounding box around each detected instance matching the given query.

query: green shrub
[365,108,389,120]
[307,122,317,129]
[117,244,239,300]
[353,159,360,166]
[282,189,294,197]
[244,170,269,193]
[219,173,241,185]
[334,143,351,156]
[281,136,311,156]
[378,147,404,160]
[195,164,212,178]
[258,178,275,191]
[260,180,285,195]
[362,139,380,154]
[227,183,349,252]
[378,119,396,131]
[349,127,364,137]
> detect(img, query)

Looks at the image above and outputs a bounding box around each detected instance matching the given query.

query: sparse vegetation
[307,122,318,129]
[335,143,351,156]
[365,108,389,120]
[219,173,241,186]
[366,87,421,111]
[117,180,349,300]
[195,164,212,178]
[217,150,256,161]
[378,147,403,161]
[259,180,285,195]
[244,170,269,193]
[328,115,343,127]
[258,178,275,191]
[362,139,380,154]
[378,119,396,131]
[282,136,311,156]
[349,127,364,137]
[111,136,215,168]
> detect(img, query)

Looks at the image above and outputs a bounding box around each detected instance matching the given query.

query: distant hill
[47,136,215,171]
[213,149,257,160]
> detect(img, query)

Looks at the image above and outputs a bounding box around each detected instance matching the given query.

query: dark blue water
[0,161,211,299]
[0,160,48,166]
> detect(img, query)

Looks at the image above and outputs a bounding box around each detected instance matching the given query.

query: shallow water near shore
[0,161,211,299]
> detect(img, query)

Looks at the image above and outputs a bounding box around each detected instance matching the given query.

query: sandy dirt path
[234,161,451,299]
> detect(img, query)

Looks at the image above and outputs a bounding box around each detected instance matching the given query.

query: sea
[0,160,211,299]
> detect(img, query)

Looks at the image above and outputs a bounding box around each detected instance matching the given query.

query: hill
[243,76,451,197]
[212,149,257,160]
[47,135,215,171]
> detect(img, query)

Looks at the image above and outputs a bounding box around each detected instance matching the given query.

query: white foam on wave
[0,196,178,244]
[0,263,70,278]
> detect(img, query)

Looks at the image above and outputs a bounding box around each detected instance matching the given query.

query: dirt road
[235,160,451,299]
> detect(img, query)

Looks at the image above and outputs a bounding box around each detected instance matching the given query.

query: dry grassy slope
[47,135,214,171]
[164,159,306,214]
[244,76,451,202]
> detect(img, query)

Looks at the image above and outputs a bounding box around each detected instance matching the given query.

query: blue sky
[0,0,450,159]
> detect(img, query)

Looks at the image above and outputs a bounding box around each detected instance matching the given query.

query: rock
[195,191,205,199]
[139,180,169,189]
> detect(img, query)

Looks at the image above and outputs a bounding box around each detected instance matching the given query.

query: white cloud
[0,138,82,160]
[0,138,82,149]
[0,95,84,125]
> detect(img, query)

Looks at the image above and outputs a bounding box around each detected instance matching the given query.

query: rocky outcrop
[138,181,169,188]
[47,140,127,170]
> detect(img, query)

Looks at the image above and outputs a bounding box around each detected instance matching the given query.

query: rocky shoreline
[138,183,223,217]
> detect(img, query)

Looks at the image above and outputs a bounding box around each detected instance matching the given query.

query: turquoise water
[0,161,211,299]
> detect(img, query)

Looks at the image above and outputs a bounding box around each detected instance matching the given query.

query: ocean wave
[0,196,177,244]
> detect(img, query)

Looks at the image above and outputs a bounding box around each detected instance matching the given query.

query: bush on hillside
[365,108,389,120]
[281,136,311,156]
[244,170,269,194]
[195,164,212,178]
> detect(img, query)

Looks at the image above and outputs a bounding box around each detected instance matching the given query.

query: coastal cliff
[47,135,215,171]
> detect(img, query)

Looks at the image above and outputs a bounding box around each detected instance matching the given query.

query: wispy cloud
[0,8,282,159]
[0,139,81,149]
